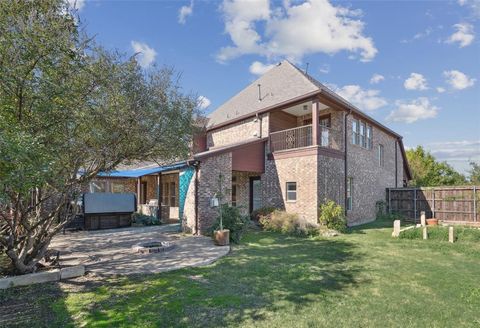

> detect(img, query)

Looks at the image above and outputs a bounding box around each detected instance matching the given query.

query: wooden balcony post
[312,101,319,146]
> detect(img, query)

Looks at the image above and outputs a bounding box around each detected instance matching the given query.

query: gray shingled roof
[207,60,319,127]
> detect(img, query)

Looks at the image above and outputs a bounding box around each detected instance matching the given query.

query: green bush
[260,210,319,237]
[132,213,160,226]
[251,206,276,222]
[399,225,480,242]
[318,200,347,232]
[375,200,387,219]
[210,204,250,243]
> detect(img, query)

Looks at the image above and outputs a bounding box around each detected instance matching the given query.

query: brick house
[92,60,410,233]
[182,60,411,233]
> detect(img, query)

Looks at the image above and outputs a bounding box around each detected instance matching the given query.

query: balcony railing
[269,125,343,153]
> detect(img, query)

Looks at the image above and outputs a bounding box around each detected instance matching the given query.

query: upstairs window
[366,125,373,149]
[286,182,297,202]
[378,144,384,166]
[360,122,366,148]
[352,119,359,145]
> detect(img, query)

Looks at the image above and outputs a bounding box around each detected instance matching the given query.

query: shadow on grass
[62,231,366,327]
[347,217,397,235]
[0,281,74,328]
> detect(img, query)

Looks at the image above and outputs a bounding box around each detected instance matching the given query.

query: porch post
[312,100,319,146]
[136,177,141,208]
[158,173,163,222]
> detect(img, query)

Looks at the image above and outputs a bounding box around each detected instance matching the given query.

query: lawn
[1,218,480,327]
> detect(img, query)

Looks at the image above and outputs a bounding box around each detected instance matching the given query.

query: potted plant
[213,174,230,246]
[426,218,438,226]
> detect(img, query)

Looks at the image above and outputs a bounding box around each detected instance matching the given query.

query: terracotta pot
[426,218,438,226]
[214,229,230,246]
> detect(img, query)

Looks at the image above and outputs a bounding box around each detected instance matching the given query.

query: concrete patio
[51,224,230,276]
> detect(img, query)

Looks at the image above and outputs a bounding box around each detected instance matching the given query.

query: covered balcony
[269,100,344,153]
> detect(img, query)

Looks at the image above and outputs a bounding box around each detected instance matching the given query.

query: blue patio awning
[97,161,188,178]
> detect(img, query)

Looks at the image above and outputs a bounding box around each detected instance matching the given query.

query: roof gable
[207,60,319,127]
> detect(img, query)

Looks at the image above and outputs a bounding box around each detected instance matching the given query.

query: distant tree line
[406,146,479,187]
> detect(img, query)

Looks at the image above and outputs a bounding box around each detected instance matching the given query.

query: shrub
[400,225,480,242]
[260,210,319,237]
[318,200,347,232]
[210,204,250,243]
[132,213,160,226]
[251,206,276,222]
[375,200,387,219]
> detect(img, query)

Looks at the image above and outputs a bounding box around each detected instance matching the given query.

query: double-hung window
[378,144,384,167]
[286,182,297,202]
[360,122,366,148]
[366,125,373,149]
[352,119,359,145]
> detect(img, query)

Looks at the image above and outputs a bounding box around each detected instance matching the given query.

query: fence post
[392,220,401,237]
[449,226,454,243]
[432,189,435,219]
[423,226,428,240]
[414,189,417,223]
[420,211,426,227]
[474,186,477,222]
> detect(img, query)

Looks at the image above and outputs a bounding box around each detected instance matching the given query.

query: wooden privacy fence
[387,186,479,224]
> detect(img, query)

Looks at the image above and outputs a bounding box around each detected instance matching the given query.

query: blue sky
[72,0,479,174]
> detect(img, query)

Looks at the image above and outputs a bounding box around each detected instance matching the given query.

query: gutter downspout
[194,162,200,235]
[395,140,398,188]
[344,109,351,217]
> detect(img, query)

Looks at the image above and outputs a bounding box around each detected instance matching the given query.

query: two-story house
[90,60,410,233]
[182,60,411,233]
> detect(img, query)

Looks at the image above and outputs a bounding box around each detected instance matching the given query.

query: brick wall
[207,113,269,149]
[232,171,260,216]
[182,168,197,233]
[263,153,318,224]
[196,152,232,233]
[318,155,345,208]
[346,114,400,225]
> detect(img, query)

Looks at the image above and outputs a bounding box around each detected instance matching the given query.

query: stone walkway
[51,225,230,276]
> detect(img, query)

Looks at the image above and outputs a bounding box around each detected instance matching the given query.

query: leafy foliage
[318,200,347,232]
[406,146,466,187]
[251,206,276,222]
[0,0,198,273]
[132,213,160,226]
[260,210,319,237]
[468,162,480,185]
[210,204,250,243]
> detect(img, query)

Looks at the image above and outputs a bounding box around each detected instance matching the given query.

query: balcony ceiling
[282,101,329,117]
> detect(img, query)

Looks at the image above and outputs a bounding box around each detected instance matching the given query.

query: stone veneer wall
[206,113,269,149]
[263,153,318,224]
[346,114,400,225]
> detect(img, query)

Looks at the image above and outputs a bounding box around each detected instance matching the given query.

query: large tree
[0,0,198,273]
[468,162,480,185]
[406,146,466,187]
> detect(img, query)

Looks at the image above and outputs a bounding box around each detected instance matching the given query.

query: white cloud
[404,73,428,90]
[331,84,387,111]
[370,74,385,84]
[387,97,438,123]
[446,23,475,47]
[443,70,476,90]
[67,0,85,10]
[319,64,330,74]
[427,140,480,161]
[130,41,157,68]
[458,0,480,19]
[436,87,446,93]
[249,61,276,75]
[178,1,194,24]
[197,96,211,109]
[218,0,377,63]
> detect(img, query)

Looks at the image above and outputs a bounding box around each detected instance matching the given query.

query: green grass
[2,218,480,327]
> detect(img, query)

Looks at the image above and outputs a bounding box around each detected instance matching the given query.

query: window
[170,182,176,207]
[352,119,359,145]
[286,182,297,202]
[352,118,372,150]
[360,122,366,148]
[232,176,237,207]
[346,178,353,210]
[366,125,373,149]
[378,144,384,166]
[111,183,125,193]
[89,181,106,193]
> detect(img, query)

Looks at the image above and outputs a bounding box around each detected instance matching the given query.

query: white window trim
[286,182,297,202]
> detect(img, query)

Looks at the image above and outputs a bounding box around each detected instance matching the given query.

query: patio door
[249,177,262,213]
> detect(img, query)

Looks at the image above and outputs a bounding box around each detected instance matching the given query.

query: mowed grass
[2,218,480,327]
